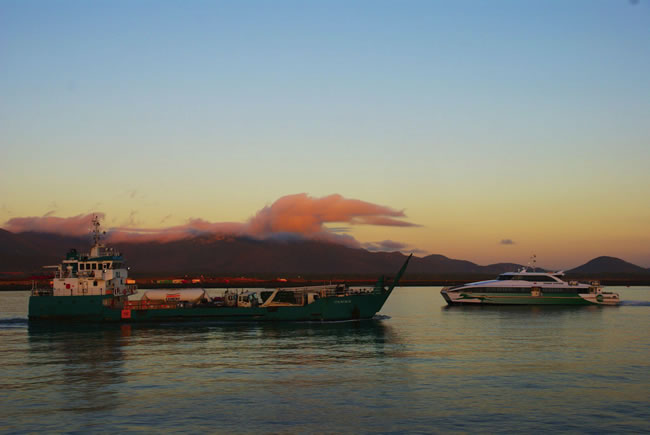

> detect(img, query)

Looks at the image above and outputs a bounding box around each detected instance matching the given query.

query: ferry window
[92,263,96,270]
[519,275,555,282]
[80,263,85,270]
[93,281,98,286]
[497,275,514,280]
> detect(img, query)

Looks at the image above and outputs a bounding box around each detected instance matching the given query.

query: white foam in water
[0,317,29,328]
[619,300,650,306]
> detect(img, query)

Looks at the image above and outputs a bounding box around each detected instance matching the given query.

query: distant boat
[29,217,412,322]
[441,268,620,306]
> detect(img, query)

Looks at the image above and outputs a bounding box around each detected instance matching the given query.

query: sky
[1,0,649,269]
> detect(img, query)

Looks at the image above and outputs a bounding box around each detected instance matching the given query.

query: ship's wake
[0,317,29,328]
[619,300,650,306]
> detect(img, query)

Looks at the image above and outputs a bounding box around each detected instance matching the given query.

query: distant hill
[567,256,650,276]
[0,228,69,272]
[108,238,526,277]
[1,229,648,279]
[0,230,524,278]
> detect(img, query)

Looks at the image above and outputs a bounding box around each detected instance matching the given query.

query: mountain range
[1,229,649,278]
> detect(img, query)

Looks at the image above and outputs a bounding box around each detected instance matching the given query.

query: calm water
[1,287,649,433]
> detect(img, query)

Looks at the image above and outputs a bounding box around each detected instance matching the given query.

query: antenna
[91,215,103,246]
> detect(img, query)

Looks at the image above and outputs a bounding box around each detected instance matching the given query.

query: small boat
[441,267,620,306]
[29,217,412,322]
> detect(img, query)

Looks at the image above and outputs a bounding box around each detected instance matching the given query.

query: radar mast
[90,215,106,257]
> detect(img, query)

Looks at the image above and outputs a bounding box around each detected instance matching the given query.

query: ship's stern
[29,294,113,321]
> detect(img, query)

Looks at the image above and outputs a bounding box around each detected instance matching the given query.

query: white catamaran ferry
[441,264,620,306]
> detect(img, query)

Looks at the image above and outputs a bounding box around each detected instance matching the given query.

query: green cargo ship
[28,217,412,322]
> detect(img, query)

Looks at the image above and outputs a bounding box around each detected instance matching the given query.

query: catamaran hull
[28,292,393,322]
[441,291,619,306]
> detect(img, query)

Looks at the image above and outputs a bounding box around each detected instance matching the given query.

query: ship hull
[441,291,618,306]
[28,292,392,322]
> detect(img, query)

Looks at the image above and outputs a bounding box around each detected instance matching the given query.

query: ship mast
[90,215,106,257]
[92,215,102,245]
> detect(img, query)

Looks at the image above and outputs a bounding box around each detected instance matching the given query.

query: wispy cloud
[364,240,409,252]
[121,210,141,228]
[108,219,244,243]
[2,194,420,249]
[363,239,427,255]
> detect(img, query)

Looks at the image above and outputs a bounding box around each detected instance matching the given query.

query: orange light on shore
[126,279,136,284]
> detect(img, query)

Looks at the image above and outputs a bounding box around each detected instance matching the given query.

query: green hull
[28,292,393,322]
[29,255,413,322]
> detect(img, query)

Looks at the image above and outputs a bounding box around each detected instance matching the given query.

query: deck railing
[31,282,53,296]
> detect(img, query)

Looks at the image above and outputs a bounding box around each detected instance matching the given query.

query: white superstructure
[38,216,136,297]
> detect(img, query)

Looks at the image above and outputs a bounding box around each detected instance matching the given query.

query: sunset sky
[1,1,649,269]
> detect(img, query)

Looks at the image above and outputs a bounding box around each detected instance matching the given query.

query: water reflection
[27,319,400,368]
[1,288,647,432]
[28,323,128,413]
[442,304,605,314]
[23,319,403,429]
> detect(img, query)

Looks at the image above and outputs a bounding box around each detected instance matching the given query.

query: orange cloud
[2,194,417,248]
[3,212,103,236]
[245,193,416,236]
